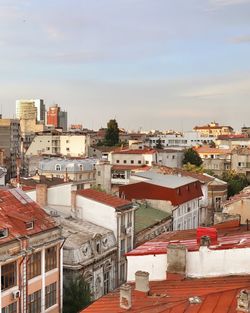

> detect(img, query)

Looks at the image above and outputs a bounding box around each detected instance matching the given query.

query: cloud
[209,0,250,6]
[231,35,250,43]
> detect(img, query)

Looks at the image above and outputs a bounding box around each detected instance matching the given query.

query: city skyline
[1,0,250,130]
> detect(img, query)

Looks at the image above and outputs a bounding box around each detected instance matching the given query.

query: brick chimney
[36,184,48,207]
[167,244,187,280]
[135,271,150,294]
[120,284,132,310]
[237,289,250,312]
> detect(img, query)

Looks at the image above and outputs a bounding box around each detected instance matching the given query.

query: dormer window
[0,228,8,239]
[55,164,61,171]
[26,221,34,230]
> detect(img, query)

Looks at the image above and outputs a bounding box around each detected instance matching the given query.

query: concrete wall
[223,198,250,224]
[127,254,167,281]
[76,196,117,238]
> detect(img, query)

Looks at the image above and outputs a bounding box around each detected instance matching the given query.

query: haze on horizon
[0,0,250,131]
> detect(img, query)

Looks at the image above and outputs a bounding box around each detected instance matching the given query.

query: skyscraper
[47,104,68,131]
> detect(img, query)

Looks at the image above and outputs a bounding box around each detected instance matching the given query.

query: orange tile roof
[82,275,250,313]
[112,149,156,155]
[195,146,232,154]
[0,188,58,244]
[77,189,132,209]
[112,165,151,171]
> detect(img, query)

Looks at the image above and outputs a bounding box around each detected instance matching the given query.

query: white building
[147,131,215,148]
[109,149,157,166]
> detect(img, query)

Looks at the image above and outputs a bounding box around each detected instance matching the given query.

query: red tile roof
[112,149,156,155]
[82,275,250,313]
[195,146,232,154]
[0,188,58,244]
[112,165,151,171]
[77,189,132,209]
[126,223,250,256]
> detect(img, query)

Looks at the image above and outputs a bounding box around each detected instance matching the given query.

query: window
[121,214,125,227]
[55,164,61,171]
[104,270,110,295]
[45,282,57,309]
[97,171,101,176]
[127,236,132,252]
[2,302,17,313]
[145,161,149,165]
[26,221,34,230]
[138,160,142,164]
[1,261,16,291]
[79,165,83,171]
[130,160,134,164]
[66,148,70,151]
[116,160,120,163]
[45,246,57,272]
[172,155,175,159]
[123,160,127,164]
[120,263,126,282]
[28,290,41,313]
[120,239,125,256]
[46,147,50,151]
[127,212,132,227]
[27,252,41,280]
[0,228,8,239]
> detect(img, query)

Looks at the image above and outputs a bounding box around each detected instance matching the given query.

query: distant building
[47,104,67,131]
[110,148,157,166]
[0,117,20,179]
[120,171,203,231]
[193,121,234,137]
[0,188,63,313]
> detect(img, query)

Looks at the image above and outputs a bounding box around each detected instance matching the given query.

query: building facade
[47,105,67,131]
[0,188,63,313]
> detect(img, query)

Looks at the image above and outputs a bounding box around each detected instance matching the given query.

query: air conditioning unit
[126,227,132,235]
[12,290,21,299]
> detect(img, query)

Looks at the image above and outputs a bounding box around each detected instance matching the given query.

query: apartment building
[0,188,63,313]
[38,158,96,182]
[0,117,20,179]
[193,121,234,137]
[110,149,157,166]
[47,105,67,131]
[120,171,203,231]
[231,147,250,179]
[26,133,88,158]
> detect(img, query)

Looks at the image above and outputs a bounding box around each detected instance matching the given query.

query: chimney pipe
[200,235,210,247]
[36,184,48,207]
[237,289,250,312]
[135,271,149,293]
[120,284,132,310]
[167,244,187,280]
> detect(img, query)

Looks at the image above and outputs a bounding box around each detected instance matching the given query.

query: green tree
[221,170,249,198]
[155,138,163,149]
[104,119,119,146]
[63,275,91,313]
[182,148,203,167]
[182,162,203,173]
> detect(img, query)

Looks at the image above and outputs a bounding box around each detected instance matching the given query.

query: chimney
[135,271,150,294]
[200,235,210,247]
[237,289,250,312]
[36,184,48,207]
[120,284,132,310]
[71,190,77,217]
[167,244,187,280]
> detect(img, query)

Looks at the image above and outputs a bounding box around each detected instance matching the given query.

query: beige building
[0,188,63,313]
[231,147,250,179]
[193,122,234,137]
[0,117,20,179]
[26,133,88,157]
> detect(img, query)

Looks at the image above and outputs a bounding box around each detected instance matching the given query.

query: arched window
[55,164,61,171]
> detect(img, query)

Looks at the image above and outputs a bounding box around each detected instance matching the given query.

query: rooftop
[135,204,171,234]
[112,165,151,171]
[132,171,198,189]
[82,275,250,313]
[39,158,96,172]
[195,146,232,154]
[112,148,156,155]
[0,188,57,244]
[77,189,132,210]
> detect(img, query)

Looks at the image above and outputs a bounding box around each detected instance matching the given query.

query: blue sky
[1,0,250,131]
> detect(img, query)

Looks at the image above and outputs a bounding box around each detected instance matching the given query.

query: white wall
[126,246,250,282]
[76,196,117,238]
[60,135,87,157]
[187,247,250,278]
[127,254,167,281]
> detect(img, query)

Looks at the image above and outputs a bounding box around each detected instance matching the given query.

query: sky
[0,0,250,131]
